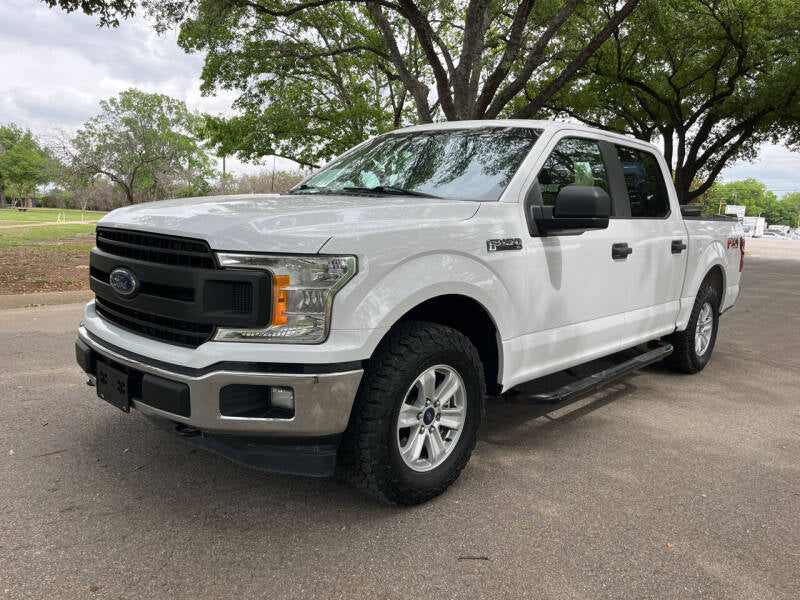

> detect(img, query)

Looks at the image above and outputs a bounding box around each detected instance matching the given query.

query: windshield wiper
[341,185,441,198]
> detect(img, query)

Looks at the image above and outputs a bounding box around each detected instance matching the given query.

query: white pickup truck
[75,120,744,504]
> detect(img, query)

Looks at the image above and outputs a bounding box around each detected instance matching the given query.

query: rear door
[609,143,688,347]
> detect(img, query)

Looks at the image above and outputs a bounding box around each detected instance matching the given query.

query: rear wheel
[664,283,720,374]
[338,321,484,505]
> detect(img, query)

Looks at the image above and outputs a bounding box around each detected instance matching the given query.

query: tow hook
[174,423,201,437]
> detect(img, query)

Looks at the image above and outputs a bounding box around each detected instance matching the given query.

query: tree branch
[511,0,641,119]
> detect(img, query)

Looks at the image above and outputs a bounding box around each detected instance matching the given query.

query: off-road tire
[337,321,485,505]
[664,283,720,374]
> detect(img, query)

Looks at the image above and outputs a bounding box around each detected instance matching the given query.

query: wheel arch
[372,294,504,396]
[702,264,725,308]
[676,260,727,331]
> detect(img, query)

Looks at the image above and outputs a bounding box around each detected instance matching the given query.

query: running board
[512,344,674,405]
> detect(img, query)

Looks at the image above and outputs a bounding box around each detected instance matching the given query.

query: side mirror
[531,185,610,235]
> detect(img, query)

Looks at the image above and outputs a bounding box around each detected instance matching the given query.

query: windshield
[291,127,541,201]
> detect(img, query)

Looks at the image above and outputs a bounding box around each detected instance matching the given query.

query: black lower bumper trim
[145,415,340,478]
[77,339,192,417]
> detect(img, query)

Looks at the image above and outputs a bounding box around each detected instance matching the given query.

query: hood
[98,193,480,254]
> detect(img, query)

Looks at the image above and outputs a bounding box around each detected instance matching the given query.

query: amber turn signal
[272,275,290,325]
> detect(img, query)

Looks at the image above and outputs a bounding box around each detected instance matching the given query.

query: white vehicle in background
[742,215,765,238]
[75,120,745,504]
[767,225,790,237]
[761,230,786,239]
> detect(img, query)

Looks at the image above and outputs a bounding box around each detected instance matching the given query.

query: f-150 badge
[487,238,523,252]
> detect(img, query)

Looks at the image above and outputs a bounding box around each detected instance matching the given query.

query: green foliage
[39,0,135,26]
[549,0,800,204]
[782,192,800,212]
[705,179,799,226]
[63,89,215,204]
[39,0,800,204]
[189,1,404,168]
[0,124,53,205]
[49,0,640,167]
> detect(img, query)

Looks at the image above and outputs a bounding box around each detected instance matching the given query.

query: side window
[615,145,670,218]
[536,138,610,205]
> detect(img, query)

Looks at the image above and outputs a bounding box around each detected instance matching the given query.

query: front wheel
[664,283,720,374]
[338,321,485,505]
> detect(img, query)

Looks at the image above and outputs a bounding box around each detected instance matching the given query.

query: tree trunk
[673,164,694,205]
[0,183,6,208]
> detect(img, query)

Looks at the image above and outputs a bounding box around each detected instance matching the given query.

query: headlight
[213,253,357,344]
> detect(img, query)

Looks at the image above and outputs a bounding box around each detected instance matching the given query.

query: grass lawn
[0,223,97,249]
[0,207,106,226]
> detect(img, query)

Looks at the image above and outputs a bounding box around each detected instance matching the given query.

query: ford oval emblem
[109,267,140,298]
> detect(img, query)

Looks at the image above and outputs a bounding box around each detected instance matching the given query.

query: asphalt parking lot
[1,239,798,599]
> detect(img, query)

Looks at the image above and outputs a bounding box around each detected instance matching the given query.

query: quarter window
[615,145,670,218]
[536,138,610,205]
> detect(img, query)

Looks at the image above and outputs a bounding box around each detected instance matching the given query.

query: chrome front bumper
[78,327,363,437]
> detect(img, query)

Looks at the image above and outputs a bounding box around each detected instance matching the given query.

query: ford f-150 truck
[75,120,744,504]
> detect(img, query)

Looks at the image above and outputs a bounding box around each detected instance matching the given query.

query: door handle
[612,243,633,260]
[671,239,687,254]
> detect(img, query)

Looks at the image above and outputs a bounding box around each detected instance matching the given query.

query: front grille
[93,227,217,347]
[96,228,216,269]
[95,297,214,348]
[91,228,269,348]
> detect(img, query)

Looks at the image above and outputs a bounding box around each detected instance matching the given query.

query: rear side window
[536,138,610,205]
[615,145,670,218]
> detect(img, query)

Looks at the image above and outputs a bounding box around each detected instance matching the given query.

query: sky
[1,0,799,195]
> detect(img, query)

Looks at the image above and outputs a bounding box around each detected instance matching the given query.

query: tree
[223,169,306,194]
[0,124,21,208]
[782,192,800,213]
[44,0,641,166]
[0,124,53,207]
[40,0,135,26]
[53,163,100,220]
[547,0,800,204]
[57,89,215,205]
[705,178,799,226]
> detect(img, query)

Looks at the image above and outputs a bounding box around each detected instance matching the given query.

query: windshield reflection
[292,127,541,202]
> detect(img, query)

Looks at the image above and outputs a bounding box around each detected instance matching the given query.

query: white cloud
[0,0,287,175]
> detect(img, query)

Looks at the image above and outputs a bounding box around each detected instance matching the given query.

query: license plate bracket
[96,361,131,413]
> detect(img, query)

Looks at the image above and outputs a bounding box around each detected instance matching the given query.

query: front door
[513,134,635,383]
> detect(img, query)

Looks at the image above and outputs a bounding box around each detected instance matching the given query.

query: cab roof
[391,119,660,153]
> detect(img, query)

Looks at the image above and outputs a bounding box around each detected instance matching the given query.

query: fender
[330,250,517,359]
[675,238,728,331]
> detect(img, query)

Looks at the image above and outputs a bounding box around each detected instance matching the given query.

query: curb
[0,290,93,310]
